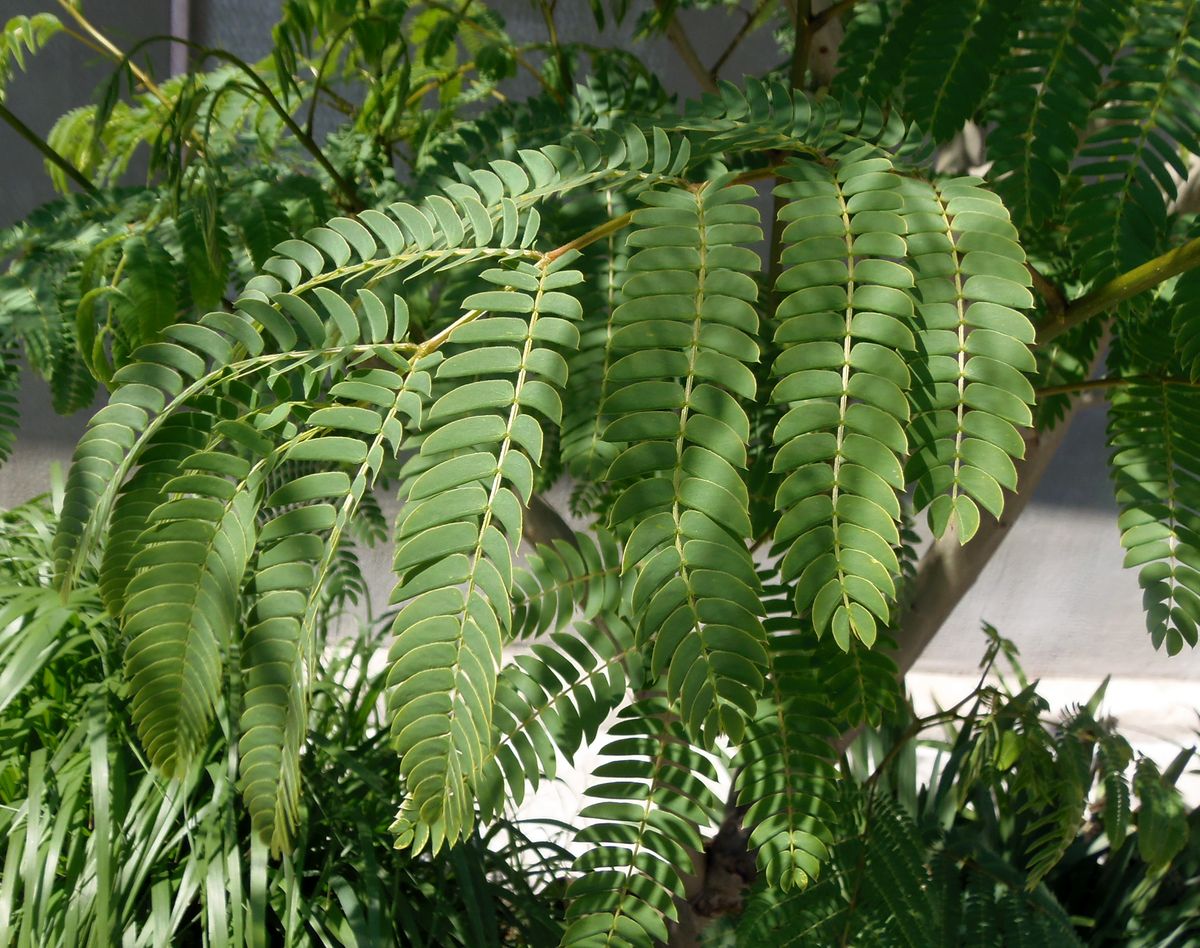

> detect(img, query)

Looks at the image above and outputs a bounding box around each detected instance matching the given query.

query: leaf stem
[1037,375,1200,398]
[54,0,171,108]
[0,101,99,196]
[1037,234,1200,345]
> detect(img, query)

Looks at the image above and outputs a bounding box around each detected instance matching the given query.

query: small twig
[1027,262,1066,319]
[541,212,634,265]
[655,0,719,95]
[0,102,99,196]
[537,0,572,100]
[1036,375,1200,398]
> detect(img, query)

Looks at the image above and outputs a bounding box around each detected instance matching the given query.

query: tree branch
[655,1,719,95]
[791,0,814,90]
[1037,234,1200,345]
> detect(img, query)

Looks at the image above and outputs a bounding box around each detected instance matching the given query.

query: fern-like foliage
[768,152,914,648]
[603,178,768,744]
[735,582,841,891]
[988,0,1129,226]
[9,2,1200,943]
[1068,1,1200,283]
[901,176,1036,542]
[0,13,60,98]
[1107,378,1200,653]
[562,697,723,946]
[511,528,623,640]
[39,83,1046,899]
[389,255,585,851]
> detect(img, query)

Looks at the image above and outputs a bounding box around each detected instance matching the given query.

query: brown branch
[791,0,814,90]
[655,0,719,95]
[709,0,772,79]
[1027,262,1066,320]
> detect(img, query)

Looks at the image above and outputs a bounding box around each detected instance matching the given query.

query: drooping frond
[901,0,1025,141]
[838,0,933,110]
[561,698,723,947]
[735,584,840,890]
[855,795,938,946]
[768,151,913,649]
[602,178,768,745]
[511,528,623,641]
[1107,378,1200,653]
[477,616,640,820]
[901,176,1036,542]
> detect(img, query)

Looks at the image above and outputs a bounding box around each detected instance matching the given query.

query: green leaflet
[388,255,584,854]
[239,356,428,855]
[901,176,1035,543]
[769,152,913,649]
[601,179,768,746]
